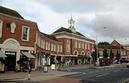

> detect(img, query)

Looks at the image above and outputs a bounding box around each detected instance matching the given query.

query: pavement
[0,64,124,83]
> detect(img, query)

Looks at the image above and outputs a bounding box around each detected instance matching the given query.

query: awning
[0,51,7,58]
[21,52,35,58]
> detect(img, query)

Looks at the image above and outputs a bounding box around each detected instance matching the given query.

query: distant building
[98,40,128,60]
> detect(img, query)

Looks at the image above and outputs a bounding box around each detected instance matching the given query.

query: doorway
[5,51,16,71]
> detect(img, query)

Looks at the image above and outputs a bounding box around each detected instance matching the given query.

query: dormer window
[22,26,30,41]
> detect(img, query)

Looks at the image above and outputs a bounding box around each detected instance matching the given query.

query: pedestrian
[28,60,32,80]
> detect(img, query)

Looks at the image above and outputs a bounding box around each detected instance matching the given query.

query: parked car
[120,58,129,63]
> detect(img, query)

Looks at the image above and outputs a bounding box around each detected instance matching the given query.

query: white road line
[95,73,109,77]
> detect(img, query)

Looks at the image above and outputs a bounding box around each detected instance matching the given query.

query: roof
[53,27,85,37]
[40,32,58,41]
[0,6,23,19]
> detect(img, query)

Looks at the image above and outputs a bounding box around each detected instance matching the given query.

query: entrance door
[5,52,16,71]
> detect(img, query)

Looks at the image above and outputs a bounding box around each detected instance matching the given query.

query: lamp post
[95,27,108,66]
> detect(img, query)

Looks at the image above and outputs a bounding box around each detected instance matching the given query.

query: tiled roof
[0,6,23,19]
[40,32,58,41]
[53,27,85,37]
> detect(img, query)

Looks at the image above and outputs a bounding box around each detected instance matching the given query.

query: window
[66,40,71,52]
[0,20,3,38]
[78,42,81,48]
[82,42,84,49]
[85,43,87,49]
[45,42,48,50]
[88,44,90,50]
[57,45,60,52]
[53,44,56,52]
[48,42,50,50]
[75,40,77,48]
[51,43,53,51]
[22,26,29,41]
[60,45,63,52]
[43,40,45,49]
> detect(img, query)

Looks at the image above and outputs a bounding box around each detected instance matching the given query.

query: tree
[110,49,114,59]
[103,49,109,65]
[91,51,97,61]
[116,50,121,63]
[103,49,108,59]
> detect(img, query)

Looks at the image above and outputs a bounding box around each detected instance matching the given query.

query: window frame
[21,26,30,41]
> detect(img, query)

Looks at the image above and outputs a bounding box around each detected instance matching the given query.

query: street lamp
[95,27,108,65]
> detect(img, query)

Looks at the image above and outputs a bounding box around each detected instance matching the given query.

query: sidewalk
[0,64,121,82]
[0,69,79,82]
[95,63,124,69]
[59,64,94,71]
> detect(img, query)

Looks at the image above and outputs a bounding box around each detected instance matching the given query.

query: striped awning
[21,52,35,58]
[0,51,7,58]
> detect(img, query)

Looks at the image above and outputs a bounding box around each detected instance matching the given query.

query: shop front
[0,38,35,72]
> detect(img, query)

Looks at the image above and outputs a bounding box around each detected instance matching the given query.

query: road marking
[95,73,109,77]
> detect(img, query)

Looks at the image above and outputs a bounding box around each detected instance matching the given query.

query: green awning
[21,52,35,58]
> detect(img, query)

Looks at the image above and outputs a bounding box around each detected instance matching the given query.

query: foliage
[116,50,121,62]
[17,55,29,72]
[103,49,109,65]
[98,42,110,46]
[110,49,114,59]
[91,51,97,61]
[103,49,109,59]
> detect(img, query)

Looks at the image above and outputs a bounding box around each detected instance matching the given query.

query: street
[62,64,129,83]
[1,64,129,83]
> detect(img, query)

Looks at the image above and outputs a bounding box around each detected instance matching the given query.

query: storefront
[0,51,7,72]
[0,38,35,72]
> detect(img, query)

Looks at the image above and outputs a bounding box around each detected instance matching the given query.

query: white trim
[55,35,95,44]
[19,46,34,51]
[0,20,3,38]
[81,51,85,55]
[21,26,30,41]
[3,38,20,47]
[73,50,79,55]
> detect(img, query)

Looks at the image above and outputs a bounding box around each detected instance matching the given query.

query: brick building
[0,6,95,72]
[0,6,37,72]
[98,40,128,61]
[52,17,95,65]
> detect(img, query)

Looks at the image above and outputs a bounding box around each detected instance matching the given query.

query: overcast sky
[1,0,129,44]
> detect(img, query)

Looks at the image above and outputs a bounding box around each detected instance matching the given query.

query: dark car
[120,58,129,63]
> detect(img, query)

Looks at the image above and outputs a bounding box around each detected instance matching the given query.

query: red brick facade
[0,14,37,47]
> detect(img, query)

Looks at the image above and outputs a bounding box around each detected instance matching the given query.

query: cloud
[2,0,129,44]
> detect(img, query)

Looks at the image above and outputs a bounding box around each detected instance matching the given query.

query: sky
[1,0,129,44]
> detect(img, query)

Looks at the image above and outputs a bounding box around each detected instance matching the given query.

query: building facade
[52,17,95,65]
[0,6,95,72]
[0,6,37,71]
[98,40,128,62]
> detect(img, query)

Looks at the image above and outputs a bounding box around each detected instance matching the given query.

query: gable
[111,40,120,47]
